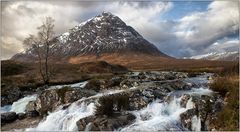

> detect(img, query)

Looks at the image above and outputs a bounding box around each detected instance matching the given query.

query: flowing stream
[1,95,37,114]
[25,73,212,131]
[1,73,213,131]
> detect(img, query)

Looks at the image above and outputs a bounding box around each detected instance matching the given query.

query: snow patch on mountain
[184,51,239,61]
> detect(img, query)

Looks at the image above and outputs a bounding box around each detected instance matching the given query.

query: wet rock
[120,79,138,89]
[76,113,136,131]
[107,76,124,87]
[140,112,152,121]
[213,98,224,113]
[85,79,104,91]
[180,94,191,108]
[129,97,147,110]
[35,89,62,115]
[25,101,40,117]
[179,94,222,131]
[26,101,37,112]
[26,110,39,117]
[152,89,167,100]
[170,81,191,90]
[64,89,97,103]
[180,109,198,130]
[17,113,27,120]
[1,112,18,125]
[194,95,214,122]
[142,89,154,98]
[164,73,175,80]
[27,88,96,115]
[1,86,22,106]
[35,85,48,93]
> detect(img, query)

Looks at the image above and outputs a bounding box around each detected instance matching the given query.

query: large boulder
[1,112,18,125]
[26,88,96,115]
[180,109,198,130]
[180,94,222,131]
[64,89,97,103]
[120,79,139,89]
[1,85,22,106]
[155,80,191,92]
[17,113,27,120]
[76,113,136,131]
[180,94,191,108]
[35,89,62,115]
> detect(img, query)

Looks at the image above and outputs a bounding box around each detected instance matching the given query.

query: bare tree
[23,17,55,84]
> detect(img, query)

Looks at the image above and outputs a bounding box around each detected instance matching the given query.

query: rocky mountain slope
[12,12,167,62]
[184,51,239,61]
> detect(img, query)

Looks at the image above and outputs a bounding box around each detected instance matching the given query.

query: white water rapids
[2,73,212,131]
[25,74,211,131]
[1,81,88,113]
[26,102,95,131]
[48,81,88,89]
[1,95,37,113]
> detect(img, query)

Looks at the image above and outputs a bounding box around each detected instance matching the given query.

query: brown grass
[1,60,126,95]
[68,53,236,71]
[209,63,239,131]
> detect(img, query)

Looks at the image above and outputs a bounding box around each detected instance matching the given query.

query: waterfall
[119,96,193,131]
[10,94,37,113]
[0,95,37,114]
[186,97,194,109]
[48,81,88,89]
[20,73,212,131]
[26,102,95,131]
[191,115,201,131]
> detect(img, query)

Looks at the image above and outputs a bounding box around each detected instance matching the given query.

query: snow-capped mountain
[12,12,167,61]
[184,51,239,61]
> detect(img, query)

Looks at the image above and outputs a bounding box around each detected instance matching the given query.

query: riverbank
[209,75,239,130]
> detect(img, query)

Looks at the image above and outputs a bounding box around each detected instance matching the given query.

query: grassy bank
[209,63,239,131]
[1,60,127,95]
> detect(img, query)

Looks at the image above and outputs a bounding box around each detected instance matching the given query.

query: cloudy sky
[1,0,239,59]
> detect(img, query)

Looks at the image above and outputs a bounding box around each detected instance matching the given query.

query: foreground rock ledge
[76,113,136,131]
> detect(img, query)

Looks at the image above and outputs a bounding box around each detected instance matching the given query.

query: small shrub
[95,93,130,116]
[115,94,129,111]
[210,77,229,97]
[85,79,101,92]
[95,95,114,116]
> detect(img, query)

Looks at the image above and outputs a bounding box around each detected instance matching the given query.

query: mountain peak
[12,12,169,61]
[101,11,114,17]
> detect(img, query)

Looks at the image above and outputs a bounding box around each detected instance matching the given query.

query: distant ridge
[184,51,239,61]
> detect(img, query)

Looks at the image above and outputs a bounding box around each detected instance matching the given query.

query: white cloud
[1,1,97,59]
[205,39,239,54]
[175,1,239,52]
[103,2,174,44]
[1,1,239,59]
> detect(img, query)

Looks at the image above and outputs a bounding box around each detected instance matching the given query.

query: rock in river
[1,112,18,125]
[76,113,136,131]
[26,87,97,115]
